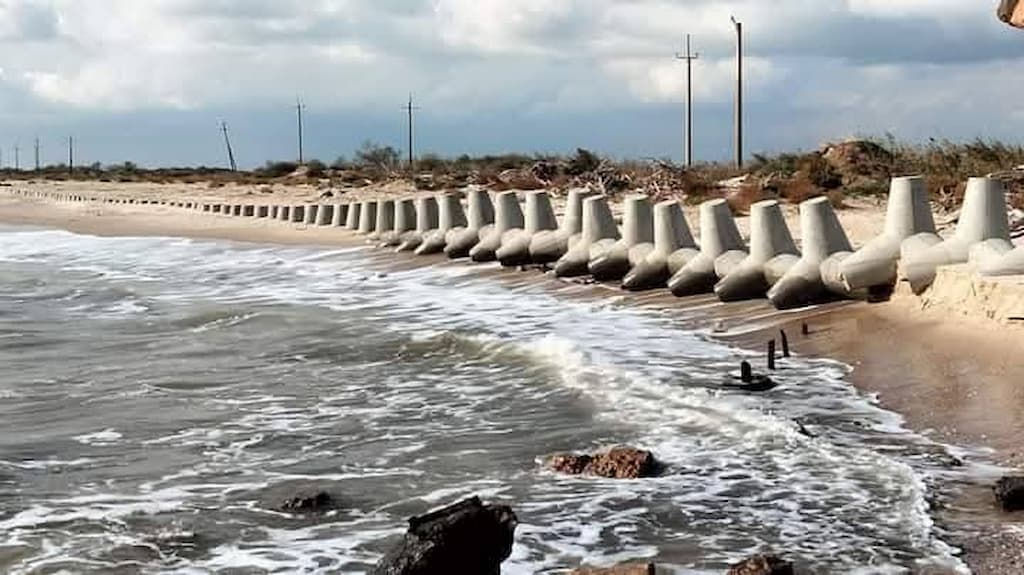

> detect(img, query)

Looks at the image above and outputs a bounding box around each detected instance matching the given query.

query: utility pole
[675,34,699,167]
[14,145,19,171]
[68,136,74,175]
[731,16,744,169]
[296,97,305,165]
[34,137,40,171]
[404,94,419,171]
[221,121,237,172]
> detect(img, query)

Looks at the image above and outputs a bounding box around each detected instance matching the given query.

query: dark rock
[548,447,661,479]
[281,491,337,514]
[994,476,1024,511]
[724,361,777,393]
[371,496,517,575]
[726,554,794,575]
[571,563,656,574]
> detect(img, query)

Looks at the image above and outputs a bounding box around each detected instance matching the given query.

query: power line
[675,34,699,167]
[296,97,306,165]
[403,94,420,171]
[221,121,237,172]
[731,16,744,169]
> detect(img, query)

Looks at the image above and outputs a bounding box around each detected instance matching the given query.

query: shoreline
[2,190,1024,573]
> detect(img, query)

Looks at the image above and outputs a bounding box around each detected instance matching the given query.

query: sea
[0,223,981,574]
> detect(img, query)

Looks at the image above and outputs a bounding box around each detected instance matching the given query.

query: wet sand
[3,186,1024,573]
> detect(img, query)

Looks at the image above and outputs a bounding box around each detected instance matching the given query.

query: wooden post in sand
[767,340,777,370]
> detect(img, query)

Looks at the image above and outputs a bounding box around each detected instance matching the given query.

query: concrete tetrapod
[714,200,800,302]
[357,201,378,235]
[589,195,655,281]
[332,203,348,227]
[383,198,417,247]
[823,176,937,296]
[622,200,699,291]
[668,199,746,296]
[304,204,317,225]
[446,189,495,259]
[529,188,592,264]
[496,191,559,266]
[767,197,854,309]
[315,204,332,226]
[417,193,467,255]
[470,191,524,262]
[370,200,396,242]
[900,177,1010,293]
[975,241,1024,276]
[397,196,439,252]
[346,202,362,230]
[554,195,620,277]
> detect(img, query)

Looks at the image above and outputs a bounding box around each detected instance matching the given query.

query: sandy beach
[2,179,1024,573]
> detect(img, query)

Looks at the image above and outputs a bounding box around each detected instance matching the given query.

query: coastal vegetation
[3,137,1022,213]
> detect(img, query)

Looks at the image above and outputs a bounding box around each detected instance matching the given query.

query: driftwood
[372,497,518,575]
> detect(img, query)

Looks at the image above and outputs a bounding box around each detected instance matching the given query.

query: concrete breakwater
[6,178,1022,312]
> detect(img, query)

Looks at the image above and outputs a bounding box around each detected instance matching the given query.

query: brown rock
[549,453,592,475]
[548,447,661,479]
[571,563,656,575]
[726,554,794,575]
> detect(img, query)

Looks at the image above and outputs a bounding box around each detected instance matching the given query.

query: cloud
[0,0,1018,165]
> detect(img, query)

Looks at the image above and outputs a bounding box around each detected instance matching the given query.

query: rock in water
[571,563,656,574]
[548,453,593,475]
[548,447,661,479]
[727,554,794,575]
[280,491,337,514]
[994,476,1024,511]
[372,496,518,575]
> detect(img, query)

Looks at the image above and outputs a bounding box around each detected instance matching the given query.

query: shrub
[259,161,298,178]
[355,141,400,171]
[566,148,601,176]
[305,159,327,178]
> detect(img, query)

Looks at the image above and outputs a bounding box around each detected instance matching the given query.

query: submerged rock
[726,554,794,575]
[571,563,656,574]
[994,476,1024,511]
[371,496,517,575]
[280,491,338,514]
[548,447,661,479]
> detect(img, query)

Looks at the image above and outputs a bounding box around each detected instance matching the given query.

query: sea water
[0,224,972,573]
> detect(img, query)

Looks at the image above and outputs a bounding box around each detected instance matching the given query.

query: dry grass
[1,137,1020,212]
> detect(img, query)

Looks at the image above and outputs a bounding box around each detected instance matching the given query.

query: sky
[0,0,1020,169]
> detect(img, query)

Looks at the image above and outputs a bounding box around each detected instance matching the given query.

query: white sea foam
[0,225,979,573]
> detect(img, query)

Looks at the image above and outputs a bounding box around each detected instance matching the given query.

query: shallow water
[0,224,977,574]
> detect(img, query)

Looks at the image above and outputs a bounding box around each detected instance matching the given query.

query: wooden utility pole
[68,136,74,175]
[732,17,744,169]
[14,145,19,171]
[34,137,40,171]
[296,97,305,165]
[675,34,699,167]
[404,94,419,171]
[221,121,237,172]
